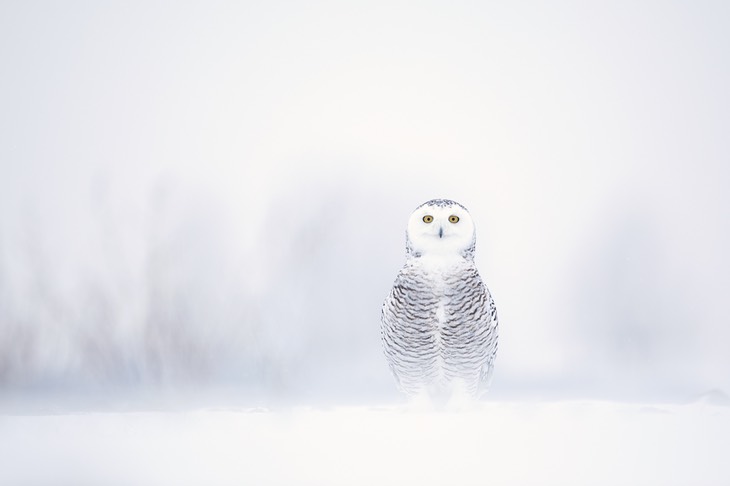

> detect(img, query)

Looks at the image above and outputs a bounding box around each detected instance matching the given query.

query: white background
[1,0,729,405]
[2,3,730,485]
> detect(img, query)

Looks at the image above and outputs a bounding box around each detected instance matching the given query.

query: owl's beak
[438,226,443,238]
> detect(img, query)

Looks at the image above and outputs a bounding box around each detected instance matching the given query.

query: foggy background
[1,0,728,406]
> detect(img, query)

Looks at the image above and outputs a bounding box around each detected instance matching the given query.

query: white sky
[1,1,728,402]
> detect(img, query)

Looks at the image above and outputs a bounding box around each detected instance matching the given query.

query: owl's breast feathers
[381,258,498,397]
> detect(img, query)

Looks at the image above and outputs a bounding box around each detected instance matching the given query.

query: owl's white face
[406,200,475,259]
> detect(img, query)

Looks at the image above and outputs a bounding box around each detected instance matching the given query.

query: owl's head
[406,199,476,260]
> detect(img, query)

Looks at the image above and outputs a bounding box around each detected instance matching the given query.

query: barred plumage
[381,199,498,399]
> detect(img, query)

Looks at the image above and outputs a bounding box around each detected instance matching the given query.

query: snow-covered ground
[1,400,728,486]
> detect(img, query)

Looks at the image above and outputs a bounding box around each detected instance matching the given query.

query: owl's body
[381,199,498,399]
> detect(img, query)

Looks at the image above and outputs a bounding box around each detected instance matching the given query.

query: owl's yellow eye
[422,215,434,223]
[449,215,460,223]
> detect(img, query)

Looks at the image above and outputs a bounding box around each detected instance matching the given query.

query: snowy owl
[381,199,498,400]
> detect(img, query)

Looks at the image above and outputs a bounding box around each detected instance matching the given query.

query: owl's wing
[381,269,438,395]
[477,285,499,394]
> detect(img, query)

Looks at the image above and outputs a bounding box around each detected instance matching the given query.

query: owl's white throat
[411,251,468,272]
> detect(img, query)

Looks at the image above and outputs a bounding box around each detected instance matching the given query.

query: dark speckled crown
[415,199,469,212]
